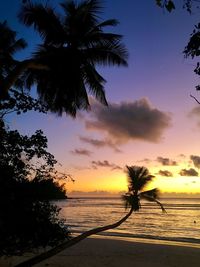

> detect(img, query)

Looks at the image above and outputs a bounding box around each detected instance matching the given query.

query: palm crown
[18,0,128,116]
[123,166,165,212]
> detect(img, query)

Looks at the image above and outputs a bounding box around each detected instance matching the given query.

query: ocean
[57,197,200,244]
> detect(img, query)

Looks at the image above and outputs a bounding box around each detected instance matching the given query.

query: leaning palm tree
[1,0,128,116]
[15,165,165,267]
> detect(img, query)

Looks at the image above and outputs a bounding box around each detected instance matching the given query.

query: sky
[1,0,200,196]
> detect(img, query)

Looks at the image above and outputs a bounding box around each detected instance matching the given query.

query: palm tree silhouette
[0,21,27,98]
[1,0,128,116]
[15,165,165,267]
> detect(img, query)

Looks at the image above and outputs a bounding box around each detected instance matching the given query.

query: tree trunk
[0,59,48,99]
[14,207,134,267]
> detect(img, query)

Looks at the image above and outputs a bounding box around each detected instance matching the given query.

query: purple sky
[2,0,200,195]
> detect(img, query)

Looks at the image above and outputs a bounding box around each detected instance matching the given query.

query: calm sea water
[56,197,200,244]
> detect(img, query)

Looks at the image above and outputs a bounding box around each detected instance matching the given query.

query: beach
[1,236,200,267]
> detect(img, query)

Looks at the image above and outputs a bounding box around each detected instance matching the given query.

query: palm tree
[1,0,128,116]
[0,21,27,98]
[14,165,165,267]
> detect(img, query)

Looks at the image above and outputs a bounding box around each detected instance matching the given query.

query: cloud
[190,155,200,168]
[189,106,200,117]
[158,170,173,177]
[157,156,178,166]
[91,160,122,171]
[179,168,199,177]
[178,154,186,159]
[72,165,91,170]
[138,158,152,164]
[84,98,171,143]
[71,148,92,157]
[188,106,200,126]
[79,136,121,152]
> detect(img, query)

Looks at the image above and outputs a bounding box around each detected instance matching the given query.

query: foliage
[155,0,200,96]
[0,20,27,77]
[155,0,200,13]
[0,122,70,256]
[155,0,175,12]
[184,23,200,90]
[0,21,27,99]
[0,88,48,118]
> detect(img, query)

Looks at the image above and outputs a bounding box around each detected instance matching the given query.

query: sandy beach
[1,236,200,267]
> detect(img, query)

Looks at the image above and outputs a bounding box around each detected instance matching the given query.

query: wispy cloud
[79,136,121,152]
[138,158,152,164]
[179,168,199,177]
[84,98,171,144]
[71,148,92,157]
[157,170,173,177]
[91,160,122,171]
[157,156,178,166]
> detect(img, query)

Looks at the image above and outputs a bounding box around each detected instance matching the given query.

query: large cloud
[79,136,121,152]
[84,98,171,143]
[179,168,199,177]
[190,155,200,168]
[157,156,178,166]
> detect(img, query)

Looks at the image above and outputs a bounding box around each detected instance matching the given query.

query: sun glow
[66,164,200,195]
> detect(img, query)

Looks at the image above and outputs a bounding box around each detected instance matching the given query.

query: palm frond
[95,19,119,28]
[18,2,65,45]
[85,41,128,66]
[126,166,155,193]
[8,38,27,55]
[122,193,140,211]
[82,62,107,105]
[83,32,123,48]
[140,188,166,212]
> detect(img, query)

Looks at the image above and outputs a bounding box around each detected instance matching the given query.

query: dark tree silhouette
[14,166,165,267]
[0,20,48,100]
[0,121,70,256]
[0,0,128,116]
[155,0,200,13]
[0,21,27,99]
[184,22,200,91]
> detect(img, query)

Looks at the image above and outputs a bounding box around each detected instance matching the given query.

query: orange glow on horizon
[65,165,200,195]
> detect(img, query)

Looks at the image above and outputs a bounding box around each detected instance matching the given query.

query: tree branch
[190,94,200,104]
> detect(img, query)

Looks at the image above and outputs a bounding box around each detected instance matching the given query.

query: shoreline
[92,232,200,247]
[92,234,200,248]
[1,235,200,267]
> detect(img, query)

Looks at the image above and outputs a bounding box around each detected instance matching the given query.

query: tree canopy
[0,120,70,256]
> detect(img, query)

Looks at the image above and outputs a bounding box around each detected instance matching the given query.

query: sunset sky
[2,0,200,196]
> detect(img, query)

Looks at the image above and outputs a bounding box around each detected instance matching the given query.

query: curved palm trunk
[0,60,48,99]
[14,207,134,267]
